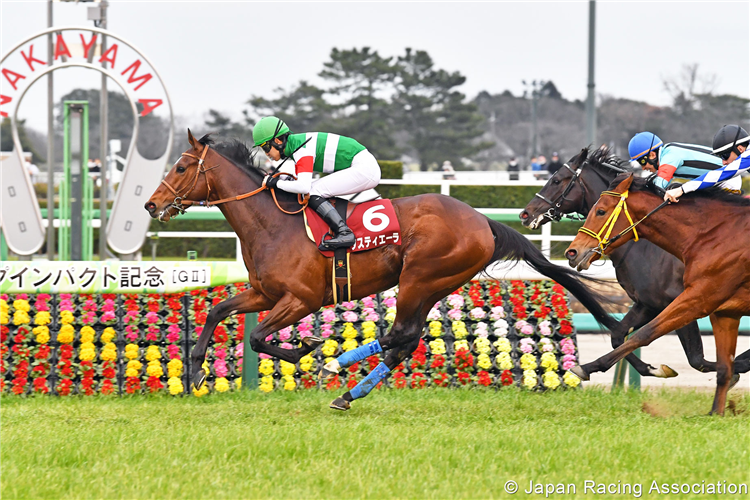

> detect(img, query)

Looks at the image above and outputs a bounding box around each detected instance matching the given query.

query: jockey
[628,131,741,192]
[664,125,750,202]
[252,116,381,250]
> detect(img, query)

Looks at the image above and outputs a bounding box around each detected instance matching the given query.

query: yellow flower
[124,343,139,360]
[454,339,469,352]
[321,339,338,357]
[543,371,561,390]
[127,359,143,373]
[361,321,377,338]
[0,311,8,325]
[34,311,51,326]
[523,369,538,389]
[214,377,230,392]
[13,299,30,312]
[520,353,537,371]
[495,352,513,371]
[299,354,314,373]
[80,326,95,343]
[429,338,446,355]
[33,326,50,344]
[477,353,492,370]
[493,337,511,353]
[282,374,296,391]
[145,345,161,361]
[235,378,242,390]
[384,309,396,323]
[79,342,96,361]
[147,360,164,377]
[168,377,184,395]
[59,310,74,325]
[57,324,75,344]
[0,299,7,314]
[125,368,139,378]
[429,321,443,337]
[563,372,581,388]
[13,310,30,325]
[324,356,335,365]
[100,343,117,362]
[452,321,468,339]
[167,359,183,378]
[259,375,274,393]
[280,360,296,376]
[474,337,491,354]
[259,359,275,376]
[540,352,558,372]
[100,327,116,344]
[342,338,358,352]
[192,383,209,397]
[341,323,358,339]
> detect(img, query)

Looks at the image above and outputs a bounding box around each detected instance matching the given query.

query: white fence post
[541,224,552,259]
[440,181,450,196]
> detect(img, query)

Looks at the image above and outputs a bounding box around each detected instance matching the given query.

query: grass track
[2,388,749,499]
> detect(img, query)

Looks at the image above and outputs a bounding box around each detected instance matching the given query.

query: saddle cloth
[304,198,401,257]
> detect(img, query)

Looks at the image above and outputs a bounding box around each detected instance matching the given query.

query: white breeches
[310,150,381,198]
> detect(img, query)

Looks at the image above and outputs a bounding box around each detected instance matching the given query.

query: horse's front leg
[191,288,276,389]
[247,293,323,364]
[612,302,677,378]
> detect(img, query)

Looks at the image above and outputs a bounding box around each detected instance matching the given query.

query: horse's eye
[596,209,606,216]
[176,166,186,174]
[553,179,560,185]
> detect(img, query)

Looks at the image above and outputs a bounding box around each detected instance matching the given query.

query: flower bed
[0,280,580,396]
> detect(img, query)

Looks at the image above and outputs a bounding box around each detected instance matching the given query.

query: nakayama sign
[0,26,173,255]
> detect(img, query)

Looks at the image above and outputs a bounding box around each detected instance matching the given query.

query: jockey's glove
[264,175,280,190]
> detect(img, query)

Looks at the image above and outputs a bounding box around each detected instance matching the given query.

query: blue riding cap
[628,132,663,161]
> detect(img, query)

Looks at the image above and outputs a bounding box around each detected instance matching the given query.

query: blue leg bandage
[349,362,390,400]
[336,340,382,368]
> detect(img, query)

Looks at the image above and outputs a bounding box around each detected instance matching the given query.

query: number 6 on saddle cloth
[303,198,401,303]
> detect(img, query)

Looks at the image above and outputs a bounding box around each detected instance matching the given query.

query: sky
[1,0,749,133]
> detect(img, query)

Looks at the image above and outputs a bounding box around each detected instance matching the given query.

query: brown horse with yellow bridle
[566,173,750,415]
[146,130,620,409]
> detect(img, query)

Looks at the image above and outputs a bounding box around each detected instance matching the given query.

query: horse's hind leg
[191,288,275,389]
[613,302,678,378]
[675,321,715,373]
[708,313,739,416]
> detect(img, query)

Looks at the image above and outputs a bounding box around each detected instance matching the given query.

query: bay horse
[519,146,749,381]
[565,173,750,415]
[145,130,620,409]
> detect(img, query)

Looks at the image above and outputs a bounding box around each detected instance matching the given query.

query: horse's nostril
[566,249,578,260]
[145,202,156,213]
[519,211,529,220]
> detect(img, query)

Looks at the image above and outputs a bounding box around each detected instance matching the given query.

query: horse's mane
[585,145,638,176]
[197,134,299,203]
[610,173,750,207]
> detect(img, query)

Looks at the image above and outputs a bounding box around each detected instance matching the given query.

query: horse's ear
[187,128,197,148]
[614,174,634,193]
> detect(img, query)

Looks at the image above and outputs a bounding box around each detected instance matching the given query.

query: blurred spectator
[547,152,563,175]
[530,156,540,172]
[507,157,520,181]
[25,160,40,184]
[441,160,456,180]
[533,155,548,180]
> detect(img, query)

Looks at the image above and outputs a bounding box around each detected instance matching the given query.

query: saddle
[303,197,401,303]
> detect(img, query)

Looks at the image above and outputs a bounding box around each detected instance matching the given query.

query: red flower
[325,377,342,391]
[410,372,427,389]
[147,301,161,312]
[194,311,207,326]
[258,311,269,322]
[477,370,492,386]
[301,373,317,389]
[347,362,360,374]
[213,325,229,344]
[12,377,27,394]
[456,371,472,386]
[56,379,73,396]
[146,376,163,392]
[346,375,358,389]
[102,367,116,379]
[454,349,474,370]
[432,372,449,387]
[392,372,407,389]
[100,380,116,395]
[125,377,141,394]
[430,354,446,370]
[366,355,380,371]
[501,370,514,386]
[34,345,51,359]
[33,377,49,393]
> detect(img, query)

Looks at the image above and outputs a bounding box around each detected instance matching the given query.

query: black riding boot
[309,195,355,250]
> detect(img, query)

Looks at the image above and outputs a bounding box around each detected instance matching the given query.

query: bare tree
[662,63,719,114]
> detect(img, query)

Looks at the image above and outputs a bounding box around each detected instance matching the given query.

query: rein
[578,189,670,255]
[160,144,309,217]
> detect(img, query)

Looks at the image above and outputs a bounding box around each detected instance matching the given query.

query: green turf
[2,388,748,499]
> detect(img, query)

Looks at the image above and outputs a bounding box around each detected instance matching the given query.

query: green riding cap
[252,116,291,146]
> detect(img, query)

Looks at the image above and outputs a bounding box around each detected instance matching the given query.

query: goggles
[260,141,273,153]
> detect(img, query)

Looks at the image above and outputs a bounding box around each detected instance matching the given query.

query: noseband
[159,144,308,219]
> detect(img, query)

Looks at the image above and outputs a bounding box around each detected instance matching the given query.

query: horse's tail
[484,217,620,332]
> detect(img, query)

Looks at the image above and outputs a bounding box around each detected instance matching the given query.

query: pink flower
[101,311,116,323]
[361,296,376,309]
[489,306,506,320]
[259,353,272,359]
[34,300,50,312]
[280,342,293,350]
[235,343,244,358]
[300,314,315,325]
[145,312,160,325]
[342,311,358,323]
[299,330,312,339]
[297,322,313,332]
[265,334,273,342]
[446,294,464,309]
[519,338,536,354]
[17,293,29,300]
[214,359,228,378]
[167,344,181,359]
[469,307,486,320]
[427,308,442,321]
[37,294,51,301]
[562,354,577,370]
[382,297,397,308]
[538,320,553,337]
[321,310,336,323]
[560,339,576,355]
[214,347,227,359]
[447,309,463,321]
[102,299,115,312]
[125,325,139,340]
[278,326,293,341]
[194,326,203,337]
[341,301,357,310]
[320,324,334,338]
[166,331,180,343]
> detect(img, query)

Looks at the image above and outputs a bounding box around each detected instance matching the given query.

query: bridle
[533,159,631,223]
[577,189,669,256]
[158,144,308,221]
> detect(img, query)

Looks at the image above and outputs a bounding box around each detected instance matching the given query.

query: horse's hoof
[729,373,741,390]
[192,369,207,391]
[653,364,678,378]
[301,335,324,350]
[320,359,341,381]
[329,397,350,411]
[569,366,589,381]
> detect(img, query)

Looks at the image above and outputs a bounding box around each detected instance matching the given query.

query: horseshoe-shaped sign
[1,26,173,255]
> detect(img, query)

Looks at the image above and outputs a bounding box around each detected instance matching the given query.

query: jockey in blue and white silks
[664,125,750,202]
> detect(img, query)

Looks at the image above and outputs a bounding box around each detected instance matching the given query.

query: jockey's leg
[309,150,380,250]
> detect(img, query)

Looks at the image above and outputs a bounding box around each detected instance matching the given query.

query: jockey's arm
[652,163,677,189]
[275,156,313,194]
[682,151,750,194]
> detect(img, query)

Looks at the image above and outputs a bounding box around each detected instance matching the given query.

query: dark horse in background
[145,131,620,409]
[519,146,749,382]
[566,174,750,414]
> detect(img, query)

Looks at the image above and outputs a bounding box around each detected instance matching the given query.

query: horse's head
[565,173,638,271]
[145,129,218,222]
[520,148,589,228]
